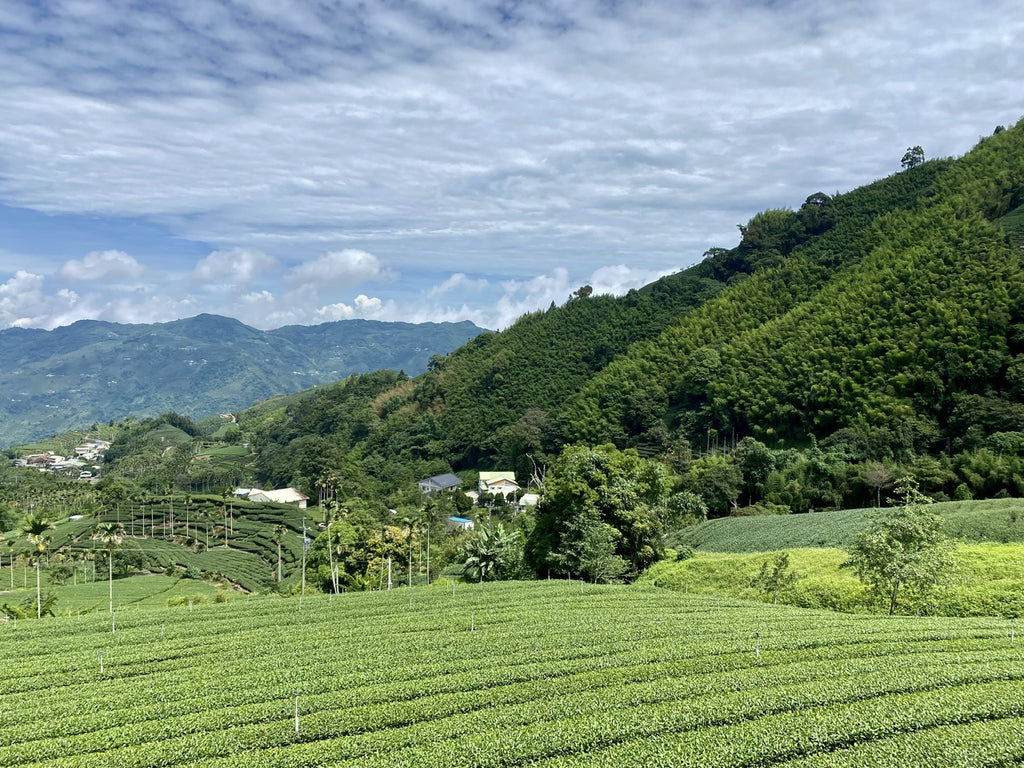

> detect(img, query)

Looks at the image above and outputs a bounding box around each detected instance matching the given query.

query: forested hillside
[67,119,1022,574]
[230,121,1023,515]
[6,120,1024,603]
[564,126,1024,459]
[230,275,730,498]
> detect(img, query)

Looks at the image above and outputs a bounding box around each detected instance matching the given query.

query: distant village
[419,470,540,531]
[14,437,110,479]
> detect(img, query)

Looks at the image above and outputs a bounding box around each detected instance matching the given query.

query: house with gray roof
[418,473,463,495]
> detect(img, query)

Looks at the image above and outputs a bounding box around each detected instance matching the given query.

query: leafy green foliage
[526,444,676,580]
[752,551,798,605]
[460,523,521,582]
[1,583,1023,765]
[845,478,954,614]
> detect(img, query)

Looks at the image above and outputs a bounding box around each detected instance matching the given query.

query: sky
[0,1,1020,331]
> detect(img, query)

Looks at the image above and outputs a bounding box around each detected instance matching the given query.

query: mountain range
[0,314,483,446]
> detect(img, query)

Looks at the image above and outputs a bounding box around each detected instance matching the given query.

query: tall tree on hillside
[862,462,894,508]
[901,145,925,170]
[92,521,125,615]
[526,444,674,581]
[20,513,54,619]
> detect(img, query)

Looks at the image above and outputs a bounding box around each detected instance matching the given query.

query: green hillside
[674,498,1024,553]
[230,120,1024,523]
[7,120,1024,605]
[564,125,1024,457]
[0,315,483,446]
[1,581,1022,767]
[1,489,310,599]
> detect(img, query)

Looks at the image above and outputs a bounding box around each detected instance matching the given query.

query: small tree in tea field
[753,551,797,605]
[92,521,125,615]
[845,476,952,614]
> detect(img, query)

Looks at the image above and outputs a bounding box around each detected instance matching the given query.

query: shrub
[167,594,208,607]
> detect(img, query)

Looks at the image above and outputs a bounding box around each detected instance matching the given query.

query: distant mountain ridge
[0,314,484,446]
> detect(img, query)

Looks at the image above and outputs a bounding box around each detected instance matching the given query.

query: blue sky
[0,0,1020,330]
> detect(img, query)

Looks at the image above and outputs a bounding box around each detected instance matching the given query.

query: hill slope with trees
[8,119,1023,604]
[235,121,1024,518]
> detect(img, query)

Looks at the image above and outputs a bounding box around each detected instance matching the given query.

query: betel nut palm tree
[92,521,125,615]
[20,513,55,619]
[274,524,287,583]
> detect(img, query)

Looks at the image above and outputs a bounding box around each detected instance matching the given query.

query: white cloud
[192,248,276,290]
[314,294,387,322]
[284,250,389,294]
[0,1,1021,330]
[590,264,678,297]
[57,250,144,281]
[0,271,55,327]
[241,290,275,305]
[426,273,491,298]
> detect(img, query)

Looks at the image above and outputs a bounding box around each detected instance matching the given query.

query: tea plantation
[1,581,1022,767]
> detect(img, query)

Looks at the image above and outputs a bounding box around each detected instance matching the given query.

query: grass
[0,581,1021,767]
[642,542,1024,618]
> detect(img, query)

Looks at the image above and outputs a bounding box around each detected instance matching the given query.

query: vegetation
[92,521,126,615]
[0,315,482,447]
[0,582,1022,767]
[526,444,677,581]
[642,543,1024,619]
[845,478,954,614]
[2,120,1024,764]
[18,513,54,618]
[671,498,1024,553]
[155,121,1024,553]
[4,119,1024,609]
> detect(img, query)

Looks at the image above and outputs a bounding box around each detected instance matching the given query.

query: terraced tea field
[1,581,1022,767]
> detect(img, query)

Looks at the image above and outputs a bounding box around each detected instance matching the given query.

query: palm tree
[274,524,287,583]
[183,495,193,540]
[92,522,125,615]
[20,513,54,619]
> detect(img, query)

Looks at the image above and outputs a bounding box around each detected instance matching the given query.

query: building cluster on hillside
[13,438,110,479]
[418,470,540,531]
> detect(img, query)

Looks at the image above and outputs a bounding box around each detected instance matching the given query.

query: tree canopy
[845,477,953,614]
